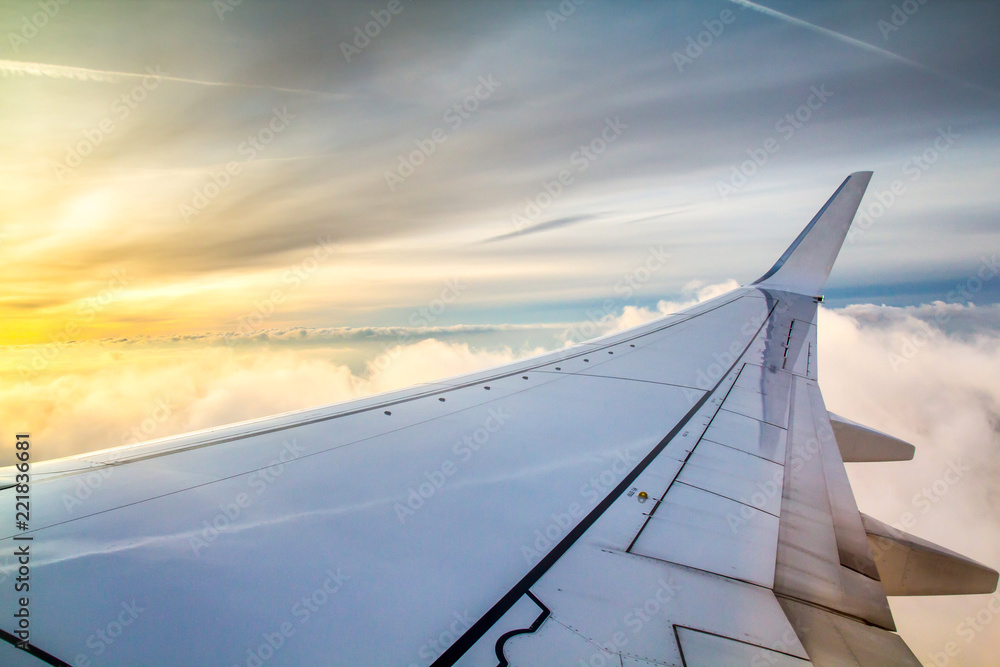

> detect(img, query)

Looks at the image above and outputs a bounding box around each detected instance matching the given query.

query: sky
[1,1,999,664]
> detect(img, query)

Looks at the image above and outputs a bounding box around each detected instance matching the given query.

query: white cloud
[819,305,1000,666]
[0,339,539,465]
[2,297,998,664]
[568,279,742,340]
[5,285,751,466]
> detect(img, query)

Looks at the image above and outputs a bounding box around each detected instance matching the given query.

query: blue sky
[1,0,998,342]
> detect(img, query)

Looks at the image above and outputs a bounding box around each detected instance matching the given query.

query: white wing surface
[1,172,995,666]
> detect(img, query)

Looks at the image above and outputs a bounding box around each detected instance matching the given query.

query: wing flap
[773,359,895,631]
[676,626,812,666]
[778,597,921,666]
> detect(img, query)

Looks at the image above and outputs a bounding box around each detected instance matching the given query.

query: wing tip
[849,169,874,187]
[753,171,874,295]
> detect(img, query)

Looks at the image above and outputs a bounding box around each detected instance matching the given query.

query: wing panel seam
[429,300,778,666]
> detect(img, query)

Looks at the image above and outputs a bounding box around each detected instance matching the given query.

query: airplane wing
[1,171,996,666]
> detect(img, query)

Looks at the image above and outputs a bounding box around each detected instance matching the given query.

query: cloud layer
[818,306,1000,667]
[1,291,999,662]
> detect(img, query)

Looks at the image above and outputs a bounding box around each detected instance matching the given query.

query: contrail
[727,0,999,101]
[0,59,346,99]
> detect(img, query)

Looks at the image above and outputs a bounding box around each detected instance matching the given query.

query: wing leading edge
[0,173,994,666]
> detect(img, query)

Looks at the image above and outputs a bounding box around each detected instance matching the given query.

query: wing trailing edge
[754,171,873,296]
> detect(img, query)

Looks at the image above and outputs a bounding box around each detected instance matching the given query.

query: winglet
[753,171,873,295]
